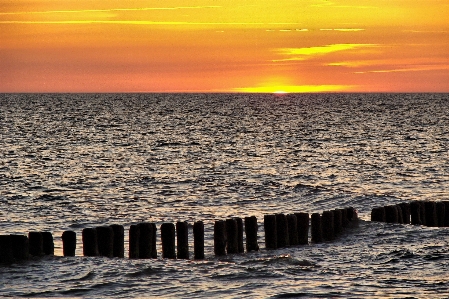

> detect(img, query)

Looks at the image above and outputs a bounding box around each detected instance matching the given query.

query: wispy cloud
[274,43,378,61]
[355,65,449,74]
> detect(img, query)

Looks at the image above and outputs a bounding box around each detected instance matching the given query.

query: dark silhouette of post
[419,201,426,226]
[295,212,309,245]
[444,201,449,227]
[311,213,323,243]
[341,208,349,227]
[129,224,140,259]
[110,224,124,258]
[214,220,227,256]
[96,226,114,258]
[151,223,157,258]
[322,211,335,241]
[10,235,29,261]
[62,231,76,257]
[371,207,386,222]
[385,205,398,223]
[138,222,153,259]
[410,201,422,225]
[226,218,238,254]
[333,209,343,235]
[264,215,277,249]
[424,201,437,227]
[244,216,259,252]
[193,221,205,259]
[398,203,411,224]
[275,213,289,248]
[396,205,404,224]
[29,232,44,256]
[82,228,98,257]
[235,217,244,253]
[161,223,176,259]
[41,232,54,256]
[287,214,298,246]
[0,235,14,265]
[176,221,189,259]
[436,202,445,227]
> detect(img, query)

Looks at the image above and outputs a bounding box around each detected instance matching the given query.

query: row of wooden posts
[1,207,357,265]
[371,201,449,227]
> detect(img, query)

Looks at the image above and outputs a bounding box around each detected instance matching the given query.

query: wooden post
[311,213,323,243]
[371,207,386,222]
[419,201,426,225]
[321,211,335,241]
[341,208,349,227]
[396,205,404,224]
[346,207,356,222]
[129,224,140,259]
[225,218,238,254]
[193,221,205,259]
[410,201,422,225]
[161,223,176,259]
[41,232,54,256]
[214,220,227,256]
[287,214,298,246]
[436,202,445,227]
[444,201,449,227]
[10,235,29,261]
[275,213,289,248]
[110,224,124,258]
[138,222,153,259]
[29,232,44,256]
[82,228,98,257]
[235,217,244,253]
[385,205,399,223]
[398,203,411,224]
[176,221,189,259]
[62,231,76,257]
[263,215,277,249]
[0,235,14,265]
[333,209,343,235]
[96,226,114,258]
[295,212,309,245]
[151,223,157,258]
[244,216,259,252]
[424,201,437,227]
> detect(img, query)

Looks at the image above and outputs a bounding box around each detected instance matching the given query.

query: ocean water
[0,93,448,298]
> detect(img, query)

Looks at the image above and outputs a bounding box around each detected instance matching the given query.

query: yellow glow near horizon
[0,0,448,92]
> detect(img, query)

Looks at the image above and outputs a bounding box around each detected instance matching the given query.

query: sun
[273,90,289,94]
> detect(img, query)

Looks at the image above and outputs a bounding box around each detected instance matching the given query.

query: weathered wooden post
[410,201,422,225]
[214,220,227,256]
[371,207,386,222]
[62,231,76,257]
[82,228,98,257]
[110,224,124,258]
[235,217,244,253]
[151,223,157,258]
[10,235,29,261]
[436,202,445,227]
[321,211,335,241]
[176,221,189,259]
[161,223,176,259]
[137,222,153,259]
[424,201,437,227]
[129,224,140,259]
[295,212,309,245]
[96,226,114,258]
[41,232,54,256]
[0,235,14,265]
[311,213,323,243]
[287,214,298,246]
[29,232,44,256]
[244,216,259,252]
[225,218,238,254]
[385,205,399,223]
[333,209,343,235]
[193,221,205,259]
[398,203,411,224]
[275,213,289,248]
[263,215,277,249]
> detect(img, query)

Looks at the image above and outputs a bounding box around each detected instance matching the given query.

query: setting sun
[1,0,448,92]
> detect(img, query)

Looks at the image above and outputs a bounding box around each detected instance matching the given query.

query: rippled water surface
[1,93,449,298]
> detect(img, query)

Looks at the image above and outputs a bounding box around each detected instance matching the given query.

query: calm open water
[1,93,449,298]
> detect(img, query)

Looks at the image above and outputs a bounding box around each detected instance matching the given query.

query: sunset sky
[1,0,448,93]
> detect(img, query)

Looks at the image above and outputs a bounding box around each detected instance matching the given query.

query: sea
[0,93,448,298]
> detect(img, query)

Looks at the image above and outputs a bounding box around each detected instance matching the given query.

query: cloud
[274,43,378,61]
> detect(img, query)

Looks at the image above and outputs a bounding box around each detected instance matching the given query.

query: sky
[1,0,448,93]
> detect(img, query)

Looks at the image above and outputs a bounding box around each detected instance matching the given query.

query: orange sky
[1,0,448,93]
